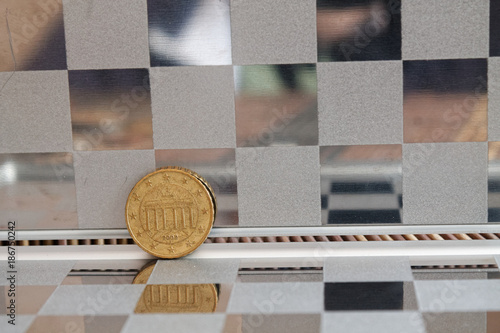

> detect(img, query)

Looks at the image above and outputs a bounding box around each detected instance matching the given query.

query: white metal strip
[6,240,500,268]
[2,224,500,241]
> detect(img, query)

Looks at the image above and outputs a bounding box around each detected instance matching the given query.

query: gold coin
[126,167,216,258]
[133,261,218,313]
[134,283,218,313]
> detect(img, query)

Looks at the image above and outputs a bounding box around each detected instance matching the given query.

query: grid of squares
[1,0,500,229]
[1,258,500,332]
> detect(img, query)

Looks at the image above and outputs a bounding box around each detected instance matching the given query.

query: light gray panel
[0,260,74,286]
[237,314,321,333]
[323,257,412,282]
[227,282,323,314]
[415,280,500,312]
[0,315,34,333]
[402,142,488,224]
[318,61,402,145]
[488,58,500,141]
[27,316,128,333]
[148,259,240,284]
[423,312,486,333]
[236,146,321,226]
[123,314,226,333]
[322,312,425,333]
[63,0,149,69]
[0,153,78,229]
[0,71,72,153]
[150,66,236,149]
[402,0,488,60]
[230,0,317,65]
[39,285,145,315]
[73,150,155,228]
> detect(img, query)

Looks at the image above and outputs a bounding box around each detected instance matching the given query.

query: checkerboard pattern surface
[1,0,499,229]
[1,257,500,332]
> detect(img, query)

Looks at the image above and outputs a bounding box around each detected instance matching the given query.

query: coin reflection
[133,262,218,313]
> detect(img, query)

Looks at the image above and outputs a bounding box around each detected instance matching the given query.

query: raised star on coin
[132,193,140,201]
[195,189,203,197]
[198,226,204,233]
[168,246,175,253]
[163,173,170,181]
[182,177,188,184]
[186,240,195,247]
[201,208,208,215]
[151,242,158,249]
[129,213,137,220]
[147,179,153,187]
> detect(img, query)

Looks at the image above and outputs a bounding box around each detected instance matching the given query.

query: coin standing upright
[126,167,216,258]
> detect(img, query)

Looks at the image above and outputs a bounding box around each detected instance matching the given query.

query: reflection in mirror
[403,59,487,143]
[424,312,487,333]
[324,282,414,311]
[0,153,77,229]
[68,69,154,151]
[26,316,127,333]
[317,0,401,62]
[489,142,500,222]
[234,64,318,147]
[320,145,402,224]
[224,314,321,333]
[0,0,67,71]
[155,149,237,226]
[147,0,231,66]
[133,261,218,313]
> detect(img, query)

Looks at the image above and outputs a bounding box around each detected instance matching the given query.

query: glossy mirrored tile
[68,69,153,151]
[0,0,66,71]
[0,153,77,229]
[492,0,500,57]
[27,316,128,333]
[403,59,487,143]
[324,282,416,311]
[1,286,56,315]
[149,259,239,284]
[234,64,318,147]
[224,314,321,333]
[155,149,237,226]
[320,145,402,224]
[489,142,500,222]
[423,312,487,333]
[147,0,231,66]
[317,0,401,62]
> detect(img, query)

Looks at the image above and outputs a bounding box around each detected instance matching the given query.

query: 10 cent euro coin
[125,167,216,258]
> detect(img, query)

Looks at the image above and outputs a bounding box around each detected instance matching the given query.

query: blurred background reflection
[0,0,67,71]
[234,64,318,147]
[147,0,231,66]
[0,153,77,229]
[317,0,401,62]
[403,59,488,143]
[320,145,402,224]
[68,69,154,151]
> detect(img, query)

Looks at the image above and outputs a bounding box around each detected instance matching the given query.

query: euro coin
[126,167,216,258]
